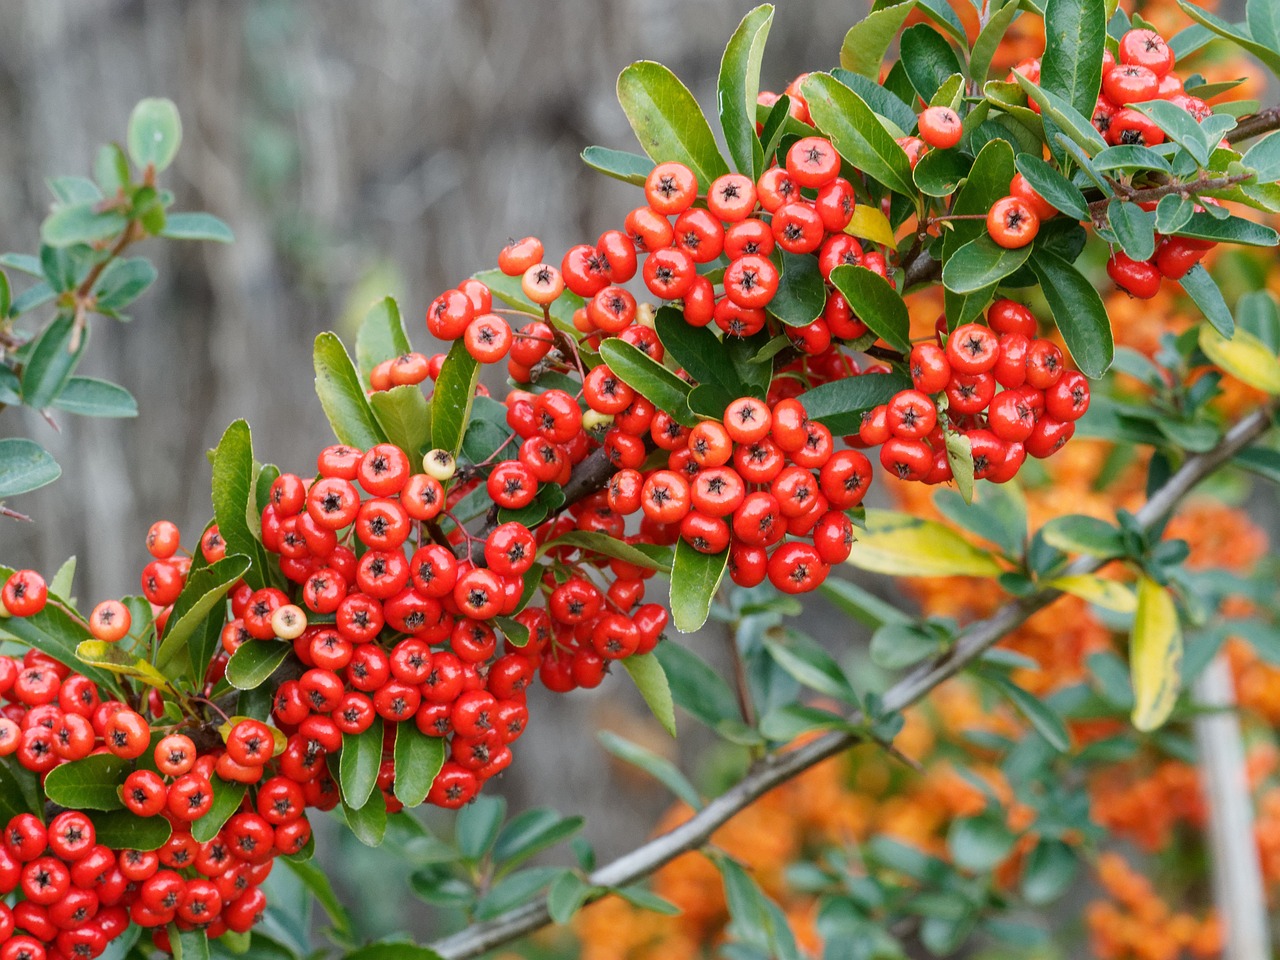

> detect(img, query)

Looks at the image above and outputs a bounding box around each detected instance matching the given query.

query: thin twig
[428,400,1278,960]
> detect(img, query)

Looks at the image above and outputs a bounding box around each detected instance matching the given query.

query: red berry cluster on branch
[866,300,1090,484]
[0,611,280,959]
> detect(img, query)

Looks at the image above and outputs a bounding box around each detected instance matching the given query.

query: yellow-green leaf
[844,204,898,249]
[1130,576,1183,732]
[1046,574,1137,613]
[76,640,173,691]
[1198,324,1280,394]
[846,509,1004,577]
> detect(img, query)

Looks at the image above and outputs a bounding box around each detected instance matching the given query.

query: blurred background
[0,0,884,942]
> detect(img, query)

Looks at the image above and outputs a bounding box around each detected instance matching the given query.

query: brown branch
[428,399,1279,960]
[1225,106,1280,145]
[1087,172,1255,219]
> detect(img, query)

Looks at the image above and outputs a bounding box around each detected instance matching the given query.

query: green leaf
[840,0,917,78]
[1108,200,1157,261]
[985,673,1071,750]
[22,312,87,411]
[340,791,387,847]
[622,653,677,737]
[44,753,128,811]
[51,376,137,418]
[1092,143,1173,174]
[548,871,597,925]
[1131,100,1211,166]
[942,235,1033,294]
[430,338,482,459]
[846,509,1004,577]
[392,725,445,808]
[225,640,290,691]
[494,809,585,871]
[88,809,170,851]
[655,307,763,402]
[1175,0,1280,78]
[475,866,564,920]
[669,541,728,633]
[758,703,855,741]
[597,339,696,426]
[456,794,506,861]
[355,297,413,387]
[768,250,825,327]
[1010,72,1108,158]
[0,759,40,823]
[948,812,1016,872]
[719,5,774,178]
[829,69,918,135]
[1199,322,1280,393]
[652,641,741,729]
[1180,265,1236,338]
[128,97,182,171]
[314,332,388,450]
[971,0,1025,82]
[191,777,247,843]
[1028,248,1113,377]
[1021,839,1079,905]
[370,385,432,459]
[870,622,941,670]
[1130,575,1183,732]
[717,856,799,959]
[763,635,858,703]
[156,554,251,673]
[1155,194,1195,236]
[818,578,912,629]
[339,718,384,810]
[0,438,61,497]
[597,731,701,809]
[580,146,655,186]
[912,146,972,197]
[616,60,730,190]
[285,857,356,944]
[1041,0,1107,152]
[802,73,915,196]
[1173,211,1279,248]
[40,202,128,248]
[1243,131,1280,182]
[828,264,910,353]
[210,419,272,591]
[1040,514,1124,556]
[544,531,672,572]
[899,24,963,104]
[160,211,234,243]
[797,370,911,435]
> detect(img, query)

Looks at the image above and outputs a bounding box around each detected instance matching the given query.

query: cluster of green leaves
[0,99,232,513]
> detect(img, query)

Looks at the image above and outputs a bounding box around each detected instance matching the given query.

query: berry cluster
[0,624,282,958]
[1010,28,1222,297]
[865,300,1090,484]
[599,395,864,594]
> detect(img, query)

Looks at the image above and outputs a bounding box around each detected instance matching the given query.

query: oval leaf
[1130,576,1183,732]
[802,73,915,196]
[846,509,1004,577]
[829,264,910,354]
[597,339,696,426]
[127,98,183,172]
[44,754,128,811]
[1198,323,1280,394]
[0,439,61,498]
[616,61,729,190]
[719,5,774,178]
[669,540,728,633]
[393,725,446,808]
[1028,249,1113,378]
